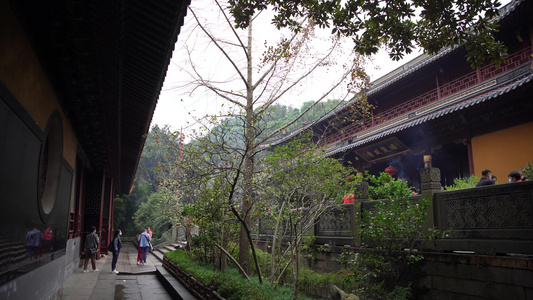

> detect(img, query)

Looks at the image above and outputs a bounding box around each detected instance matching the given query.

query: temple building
[0,0,189,298]
[269,0,533,189]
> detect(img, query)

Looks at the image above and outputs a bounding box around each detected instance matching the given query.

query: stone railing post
[172,226,177,242]
[352,181,368,247]
[420,155,441,248]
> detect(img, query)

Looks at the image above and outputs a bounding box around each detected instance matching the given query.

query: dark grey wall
[0,82,73,289]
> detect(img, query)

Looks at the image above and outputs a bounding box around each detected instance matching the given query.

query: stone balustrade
[256,169,533,255]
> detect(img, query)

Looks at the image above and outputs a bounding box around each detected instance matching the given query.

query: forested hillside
[114,100,344,236]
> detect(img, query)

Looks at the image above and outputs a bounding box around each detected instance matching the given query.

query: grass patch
[165,250,313,299]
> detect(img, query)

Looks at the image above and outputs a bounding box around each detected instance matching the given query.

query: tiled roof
[326,71,533,156]
[262,0,526,149]
[13,0,190,193]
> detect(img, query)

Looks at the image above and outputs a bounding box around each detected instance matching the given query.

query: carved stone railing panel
[434,182,533,239]
[258,217,275,236]
[255,182,533,254]
[314,205,357,246]
[431,181,533,254]
[316,207,352,234]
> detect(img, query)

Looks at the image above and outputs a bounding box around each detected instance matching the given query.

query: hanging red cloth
[342,193,355,204]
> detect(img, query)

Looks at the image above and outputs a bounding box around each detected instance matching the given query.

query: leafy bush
[444,175,479,191]
[298,268,350,298]
[165,250,312,299]
[334,188,447,299]
[522,162,533,181]
[366,172,412,200]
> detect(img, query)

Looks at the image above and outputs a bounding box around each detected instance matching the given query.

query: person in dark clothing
[508,171,522,182]
[26,227,43,262]
[475,169,495,187]
[111,229,122,274]
[83,226,99,272]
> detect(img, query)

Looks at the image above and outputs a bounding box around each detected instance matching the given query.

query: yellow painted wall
[472,122,533,182]
[0,0,77,167]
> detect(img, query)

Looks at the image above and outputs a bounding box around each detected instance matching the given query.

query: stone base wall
[254,240,533,299]
[416,252,533,299]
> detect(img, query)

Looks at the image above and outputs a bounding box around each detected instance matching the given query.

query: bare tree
[172,0,369,278]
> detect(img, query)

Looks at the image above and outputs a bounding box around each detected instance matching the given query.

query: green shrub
[366,172,412,200]
[165,250,312,299]
[334,193,445,300]
[444,175,479,191]
[298,268,351,297]
[522,162,533,180]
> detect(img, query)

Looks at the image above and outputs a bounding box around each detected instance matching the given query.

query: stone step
[156,265,197,300]
[152,249,166,263]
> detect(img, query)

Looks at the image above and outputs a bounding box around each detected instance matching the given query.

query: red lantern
[384,165,398,176]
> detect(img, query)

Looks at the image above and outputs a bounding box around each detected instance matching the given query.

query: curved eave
[12,0,191,194]
[326,70,533,156]
[263,0,527,149]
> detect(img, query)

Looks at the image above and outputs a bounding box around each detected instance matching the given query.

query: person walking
[111,229,122,274]
[137,229,151,265]
[83,226,99,273]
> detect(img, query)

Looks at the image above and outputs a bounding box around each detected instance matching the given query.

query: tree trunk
[217,217,229,271]
[292,223,300,300]
[270,201,286,283]
[239,18,254,274]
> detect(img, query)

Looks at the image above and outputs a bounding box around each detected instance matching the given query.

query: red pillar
[105,177,114,255]
[98,170,106,256]
[466,138,474,176]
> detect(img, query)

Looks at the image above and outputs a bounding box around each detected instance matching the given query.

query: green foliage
[444,175,480,191]
[301,236,316,261]
[366,172,412,201]
[361,197,432,254]
[259,132,360,290]
[298,268,348,298]
[114,125,184,236]
[137,125,182,191]
[165,250,312,300]
[114,183,151,236]
[267,100,344,133]
[228,0,508,68]
[209,101,346,144]
[522,162,533,180]
[179,175,239,265]
[112,197,126,230]
[167,246,353,299]
[336,191,441,299]
[132,192,170,237]
[262,132,360,208]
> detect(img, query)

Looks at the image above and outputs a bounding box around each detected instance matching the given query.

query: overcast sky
[150,1,424,136]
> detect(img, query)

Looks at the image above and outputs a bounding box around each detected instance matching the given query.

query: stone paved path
[61,243,172,300]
